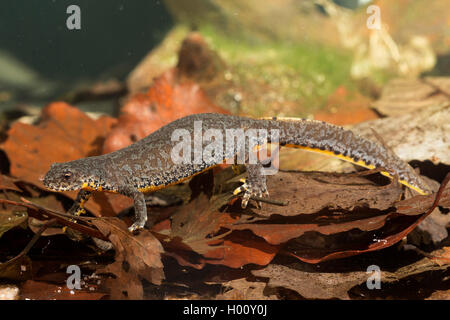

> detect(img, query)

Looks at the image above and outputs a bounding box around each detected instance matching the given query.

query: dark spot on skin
[122,260,130,272]
[130,134,138,143]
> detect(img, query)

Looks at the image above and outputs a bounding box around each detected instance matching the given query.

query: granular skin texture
[43,113,430,231]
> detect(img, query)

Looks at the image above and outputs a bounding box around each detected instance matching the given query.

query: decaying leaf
[372,78,450,117]
[243,170,403,216]
[215,278,277,300]
[431,247,450,266]
[426,290,450,300]
[0,255,32,281]
[0,102,132,218]
[91,218,164,299]
[353,103,450,165]
[252,263,369,300]
[102,70,229,154]
[0,175,22,193]
[284,177,449,263]
[0,209,27,239]
[253,247,450,300]
[168,193,235,255]
[408,208,450,246]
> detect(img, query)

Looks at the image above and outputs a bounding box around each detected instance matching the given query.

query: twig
[250,196,289,206]
[0,198,109,241]
[2,218,57,265]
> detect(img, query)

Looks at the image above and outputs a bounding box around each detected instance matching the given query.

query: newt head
[43,161,99,192]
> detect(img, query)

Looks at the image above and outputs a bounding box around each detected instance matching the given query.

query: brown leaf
[0,255,32,281]
[252,170,403,216]
[0,209,27,239]
[426,290,450,300]
[215,278,277,300]
[91,218,164,299]
[0,174,22,192]
[102,70,230,154]
[431,247,450,266]
[200,231,281,268]
[168,194,236,255]
[155,168,281,269]
[373,78,450,117]
[230,214,391,245]
[253,249,450,300]
[285,186,447,264]
[353,103,450,165]
[0,101,132,217]
[253,263,369,300]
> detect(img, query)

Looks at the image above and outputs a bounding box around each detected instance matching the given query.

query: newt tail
[43,113,431,232]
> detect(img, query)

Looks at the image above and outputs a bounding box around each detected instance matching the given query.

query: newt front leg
[119,186,148,232]
[69,189,92,216]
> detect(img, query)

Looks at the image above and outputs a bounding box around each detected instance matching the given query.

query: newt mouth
[43,181,74,192]
[45,185,70,192]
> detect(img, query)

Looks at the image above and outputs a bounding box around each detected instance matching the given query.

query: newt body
[43,113,430,231]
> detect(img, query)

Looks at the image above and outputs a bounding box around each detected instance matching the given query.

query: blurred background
[0,1,449,300]
[0,0,449,120]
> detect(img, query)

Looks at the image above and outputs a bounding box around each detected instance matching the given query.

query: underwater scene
[0,0,449,301]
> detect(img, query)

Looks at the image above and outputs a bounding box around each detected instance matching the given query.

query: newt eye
[63,171,72,180]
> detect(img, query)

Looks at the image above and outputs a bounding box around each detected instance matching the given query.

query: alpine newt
[43,113,431,232]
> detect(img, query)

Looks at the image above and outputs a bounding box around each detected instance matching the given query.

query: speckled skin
[43,113,430,231]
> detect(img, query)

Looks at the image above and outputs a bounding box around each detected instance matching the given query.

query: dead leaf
[230,214,391,245]
[373,78,450,117]
[0,101,132,217]
[431,247,450,266]
[0,209,27,239]
[353,103,450,165]
[91,218,164,299]
[247,170,403,216]
[168,194,235,255]
[0,255,32,281]
[252,263,368,300]
[252,248,450,300]
[408,208,450,246]
[200,231,281,269]
[426,289,450,300]
[215,278,277,300]
[102,70,230,154]
[0,175,22,192]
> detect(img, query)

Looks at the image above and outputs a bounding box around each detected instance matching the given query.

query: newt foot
[128,220,147,233]
[233,178,269,208]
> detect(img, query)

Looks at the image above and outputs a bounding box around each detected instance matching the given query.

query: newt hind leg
[233,162,269,208]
